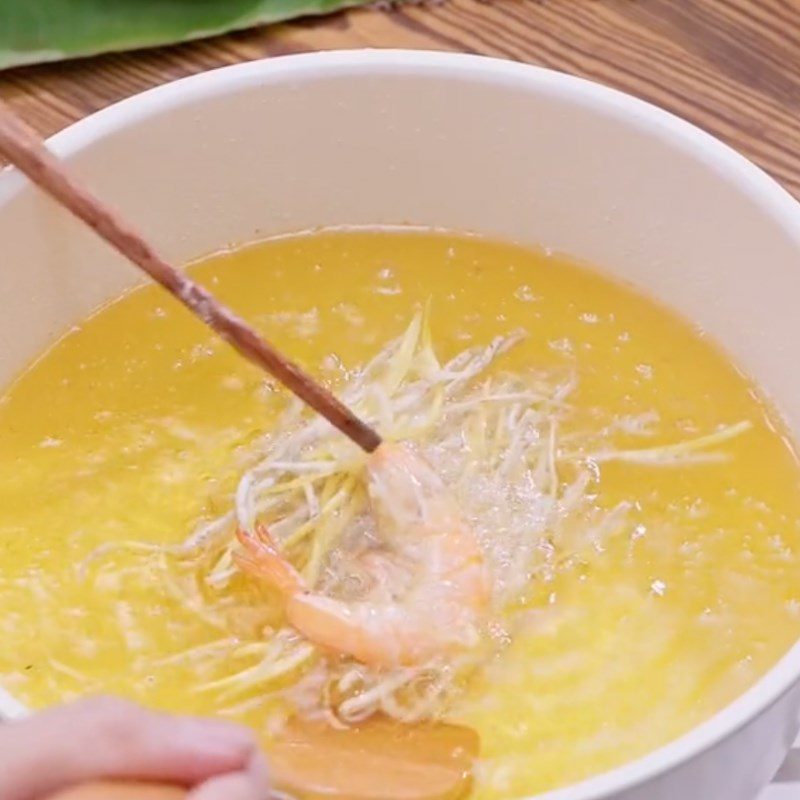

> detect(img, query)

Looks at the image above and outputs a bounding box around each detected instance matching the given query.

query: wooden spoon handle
[0,101,381,454]
[44,782,186,800]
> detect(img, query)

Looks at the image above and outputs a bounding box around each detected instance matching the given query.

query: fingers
[0,697,262,800]
[188,749,271,800]
[189,775,258,800]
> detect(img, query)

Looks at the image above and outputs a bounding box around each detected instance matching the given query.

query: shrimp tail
[234,525,305,595]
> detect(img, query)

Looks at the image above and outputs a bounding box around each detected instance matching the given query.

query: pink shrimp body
[234,442,490,668]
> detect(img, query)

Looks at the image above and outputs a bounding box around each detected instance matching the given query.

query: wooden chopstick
[0,102,382,454]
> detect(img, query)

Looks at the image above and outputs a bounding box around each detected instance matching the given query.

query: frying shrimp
[234,442,491,668]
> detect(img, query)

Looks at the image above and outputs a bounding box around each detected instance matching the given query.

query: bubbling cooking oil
[1,229,799,797]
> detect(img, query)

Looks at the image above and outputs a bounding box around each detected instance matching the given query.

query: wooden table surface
[0,0,799,197]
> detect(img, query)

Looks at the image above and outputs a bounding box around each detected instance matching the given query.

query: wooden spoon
[268,716,478,799]
[44,717,479,800]
[0,101,381,454]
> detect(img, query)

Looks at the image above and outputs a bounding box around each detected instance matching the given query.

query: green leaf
[0,0,372,71]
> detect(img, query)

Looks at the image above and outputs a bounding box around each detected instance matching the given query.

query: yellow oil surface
[1,229,800,797]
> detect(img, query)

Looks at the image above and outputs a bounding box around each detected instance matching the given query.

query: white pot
[1,50,799,800]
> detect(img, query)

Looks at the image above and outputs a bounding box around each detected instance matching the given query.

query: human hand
[0,697,270,800]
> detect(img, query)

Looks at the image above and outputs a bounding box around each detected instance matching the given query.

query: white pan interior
[2,50,800,800]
